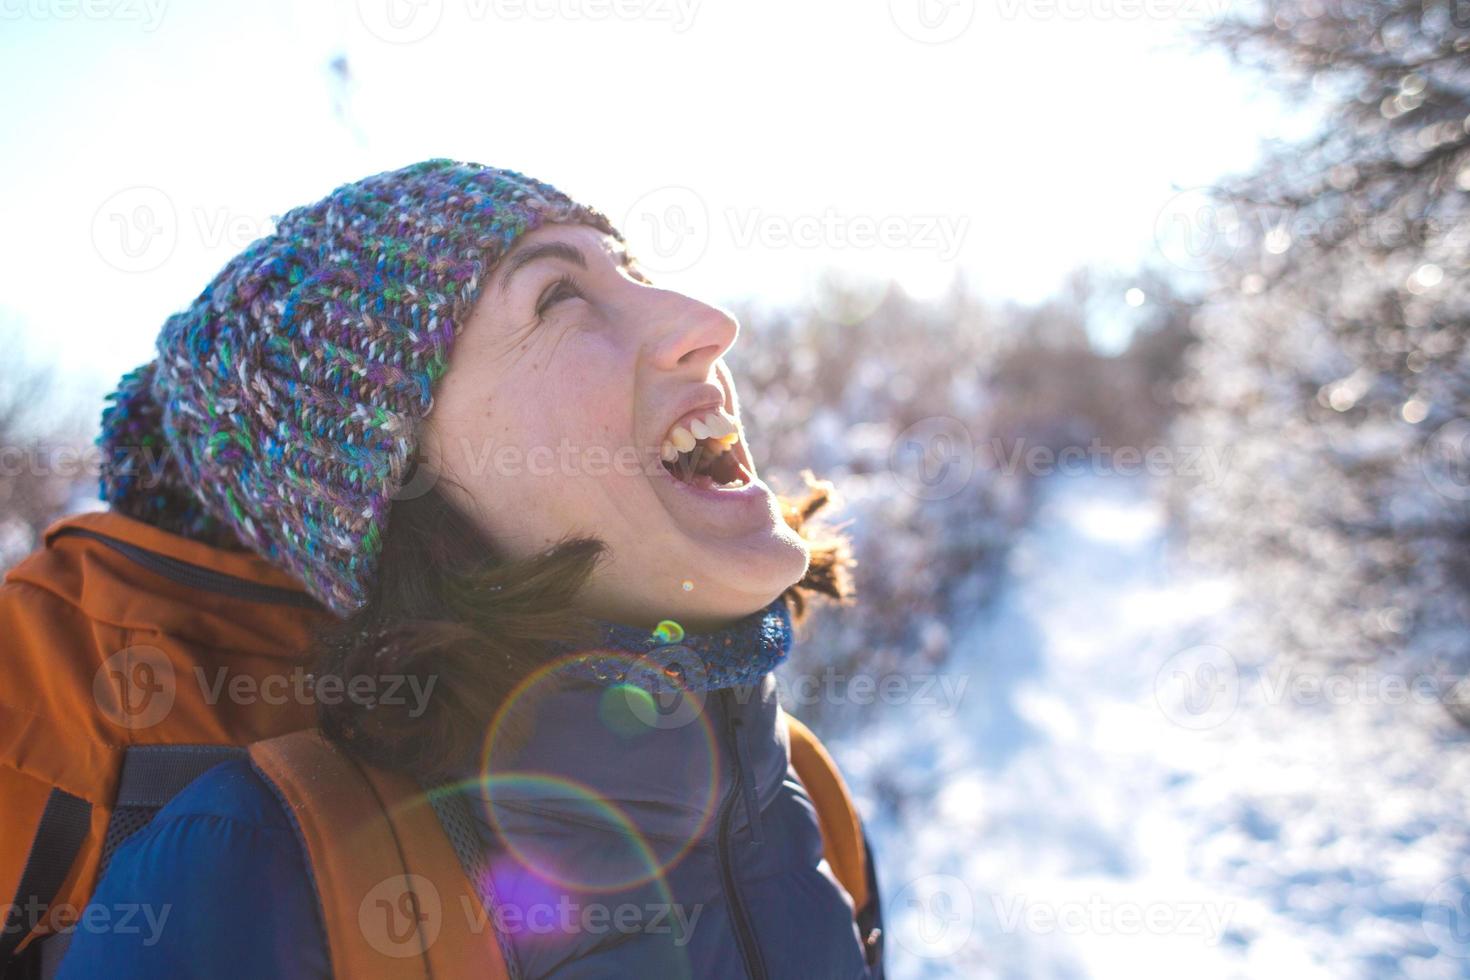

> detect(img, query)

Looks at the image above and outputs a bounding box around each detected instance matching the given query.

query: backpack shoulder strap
[248,731,508,980]
[0,788,92,965]
[784,712,870,914]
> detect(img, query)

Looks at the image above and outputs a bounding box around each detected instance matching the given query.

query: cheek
[547,334,635,442]
[440,335,637,529]
[493,363,625,490]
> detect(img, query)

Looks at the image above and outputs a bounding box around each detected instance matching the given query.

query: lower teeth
[690,472,745,490]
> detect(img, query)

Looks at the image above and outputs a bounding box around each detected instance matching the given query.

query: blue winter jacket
[56,674,881,979]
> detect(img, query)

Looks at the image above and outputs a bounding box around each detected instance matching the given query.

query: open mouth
[658,408,755,491]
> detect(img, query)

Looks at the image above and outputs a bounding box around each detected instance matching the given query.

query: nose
[649,292,740,376]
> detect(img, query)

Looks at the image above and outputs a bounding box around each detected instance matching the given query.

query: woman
[47,159,882,978]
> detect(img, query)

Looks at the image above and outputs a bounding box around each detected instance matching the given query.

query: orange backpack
[0,509,335,974]
[1,510,882,977]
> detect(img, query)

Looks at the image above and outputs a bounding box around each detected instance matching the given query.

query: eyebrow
[496,242,586,294]
[496,240,638,294]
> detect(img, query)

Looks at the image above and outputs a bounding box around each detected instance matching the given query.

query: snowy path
[827,474,1470,980]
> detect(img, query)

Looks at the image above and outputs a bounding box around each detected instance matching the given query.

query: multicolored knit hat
[96,159,623,618]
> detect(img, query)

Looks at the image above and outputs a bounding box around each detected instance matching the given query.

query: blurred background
[2,1,1468,976]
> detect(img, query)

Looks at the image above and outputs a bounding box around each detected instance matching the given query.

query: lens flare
[599,683,656,738]
[470,651,722,892]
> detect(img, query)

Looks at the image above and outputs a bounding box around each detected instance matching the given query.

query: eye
[535,274,581,317]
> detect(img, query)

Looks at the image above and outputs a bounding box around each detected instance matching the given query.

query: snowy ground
[820,474,1470,979]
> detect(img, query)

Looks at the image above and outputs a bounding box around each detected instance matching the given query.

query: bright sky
[0,0,1312,411]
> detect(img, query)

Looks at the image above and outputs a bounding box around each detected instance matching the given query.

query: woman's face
[420,222,809,633]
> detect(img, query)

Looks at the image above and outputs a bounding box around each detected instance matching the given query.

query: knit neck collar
[546,594,793,693]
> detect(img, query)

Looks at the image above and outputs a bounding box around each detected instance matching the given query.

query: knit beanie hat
[96,159,623,618]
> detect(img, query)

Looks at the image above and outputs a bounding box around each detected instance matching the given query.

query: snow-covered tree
[1175,0,1470,717]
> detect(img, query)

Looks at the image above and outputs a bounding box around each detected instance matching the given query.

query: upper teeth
[661,410,738,463]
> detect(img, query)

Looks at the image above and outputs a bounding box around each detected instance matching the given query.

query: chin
[596,520,811,632]
[697,525,811,616]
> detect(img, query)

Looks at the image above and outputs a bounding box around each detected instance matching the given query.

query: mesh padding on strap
[97,805,158,877]
[425,788,522,980]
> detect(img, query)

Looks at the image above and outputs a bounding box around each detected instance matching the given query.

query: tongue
[667,440,754,488]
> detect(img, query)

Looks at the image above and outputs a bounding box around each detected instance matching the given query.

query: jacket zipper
[50,527,324,609]
[716,688,769,980]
